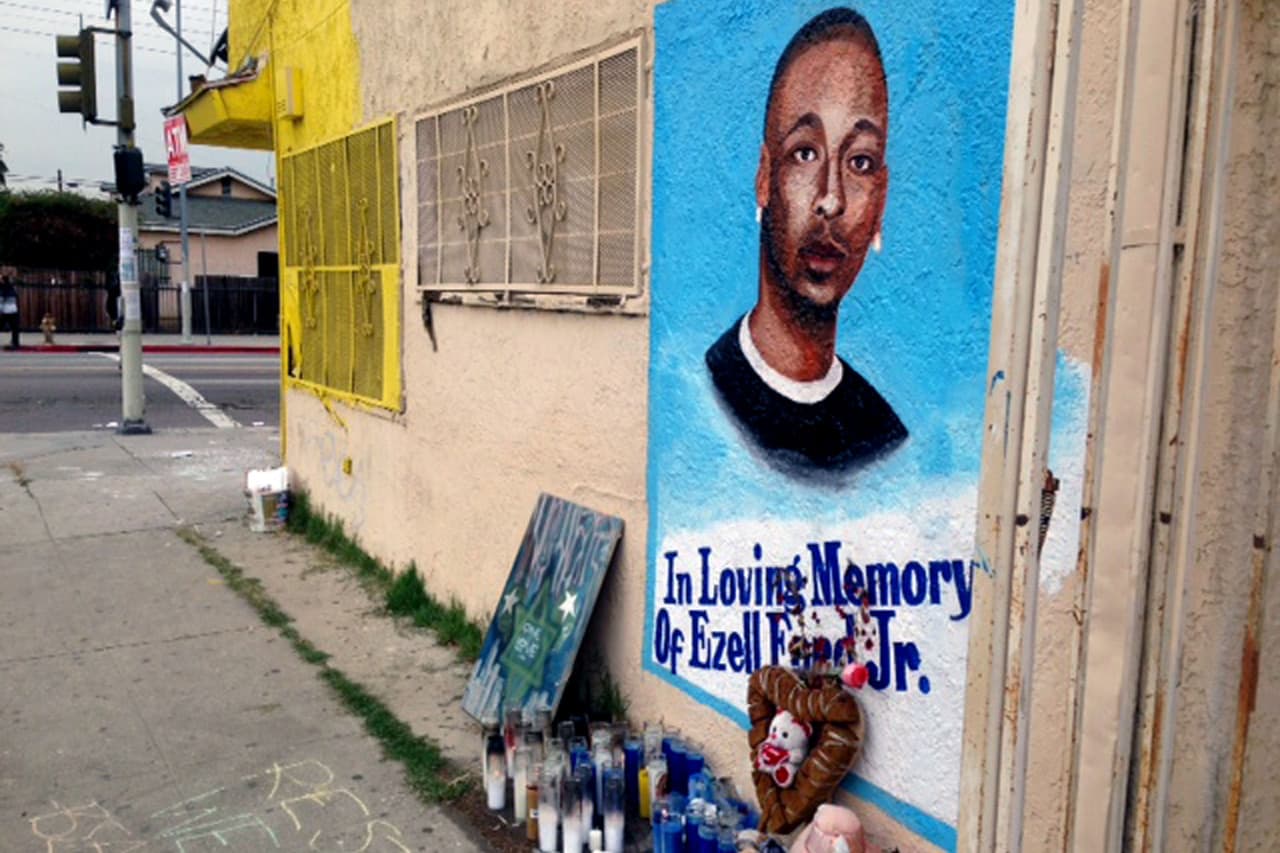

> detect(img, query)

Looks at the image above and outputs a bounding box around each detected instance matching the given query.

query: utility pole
[55,3,147,432]
[176,0,193,343]
[115,1,149,434]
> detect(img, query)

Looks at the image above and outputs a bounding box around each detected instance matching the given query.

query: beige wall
[137,226,279,278]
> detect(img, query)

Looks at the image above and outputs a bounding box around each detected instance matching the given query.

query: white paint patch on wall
[1041,357,1090,596]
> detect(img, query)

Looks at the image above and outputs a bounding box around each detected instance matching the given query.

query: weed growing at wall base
[288,490,484,661]
[176,526,469,803]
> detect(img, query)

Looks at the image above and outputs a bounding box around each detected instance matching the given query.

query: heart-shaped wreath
[747,665,866,834]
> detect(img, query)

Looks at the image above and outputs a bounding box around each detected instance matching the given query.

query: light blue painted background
[646,1,1030,848]
[649,0,1019,527]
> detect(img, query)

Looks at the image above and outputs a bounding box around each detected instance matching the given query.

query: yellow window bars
[280,118,401,411]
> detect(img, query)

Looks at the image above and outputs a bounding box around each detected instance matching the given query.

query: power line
[0,23,179,54]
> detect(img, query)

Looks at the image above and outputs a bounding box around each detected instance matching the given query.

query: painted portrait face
[757,33,889,317]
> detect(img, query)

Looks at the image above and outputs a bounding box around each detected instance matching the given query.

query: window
[416,39,643,297]
[279,119,402,410]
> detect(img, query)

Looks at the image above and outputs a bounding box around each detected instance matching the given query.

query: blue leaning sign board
[463,494,624,723]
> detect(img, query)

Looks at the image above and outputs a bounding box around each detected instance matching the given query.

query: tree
[0,190,117,271]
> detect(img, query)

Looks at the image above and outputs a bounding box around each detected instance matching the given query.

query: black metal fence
[6,264,278,335]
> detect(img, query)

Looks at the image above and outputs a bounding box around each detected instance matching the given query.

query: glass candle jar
[643,721,664,763]
[538,764,561,852]
[512,745,531,821]
[503,708,523,779]
[603,769,625,853]
[485,733,506,811]
[561,773,584,853]
[575,762,595,835]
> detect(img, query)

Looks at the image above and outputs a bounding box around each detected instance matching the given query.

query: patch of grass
[287,493,485,663]
[320,667,469,802]
[177,526,468,804]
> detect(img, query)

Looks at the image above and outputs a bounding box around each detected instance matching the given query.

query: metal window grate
[416,40,642,295]
[280,118,401,409]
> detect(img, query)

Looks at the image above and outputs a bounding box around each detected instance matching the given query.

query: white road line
[93,353,240,429]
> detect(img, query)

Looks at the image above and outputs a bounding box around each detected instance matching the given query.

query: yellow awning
[166,63,273,150]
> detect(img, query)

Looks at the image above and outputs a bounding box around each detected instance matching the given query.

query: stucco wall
[343,0,655,738]
[1167,2,1280,847]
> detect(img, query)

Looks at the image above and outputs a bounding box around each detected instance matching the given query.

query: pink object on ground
[789,804,883,853]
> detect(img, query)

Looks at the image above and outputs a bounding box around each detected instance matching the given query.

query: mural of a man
[706,8,907,474]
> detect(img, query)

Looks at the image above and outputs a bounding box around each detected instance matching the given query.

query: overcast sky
[1,0,272,193]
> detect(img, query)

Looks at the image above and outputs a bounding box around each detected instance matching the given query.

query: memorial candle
[503,708,522,779]
[561,774,584,853]
[538,764,560,853]
[623,736,642,814]
[485,733,506,811]
[576,763,595,839]
[638,766,652,819]
[603,771,625,853]
[512,745,531,820]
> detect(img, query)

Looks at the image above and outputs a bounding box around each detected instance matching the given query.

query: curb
[6,344,279,354]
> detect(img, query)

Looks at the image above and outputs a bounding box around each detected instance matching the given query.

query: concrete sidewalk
[8,331,279,354]
[0,428,482,852]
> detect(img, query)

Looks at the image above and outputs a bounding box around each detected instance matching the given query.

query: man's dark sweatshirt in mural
[705,316,907,474]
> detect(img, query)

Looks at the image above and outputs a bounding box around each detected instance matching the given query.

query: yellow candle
[638,766,651,819]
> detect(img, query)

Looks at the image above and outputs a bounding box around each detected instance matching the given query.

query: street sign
[163,115,191,185]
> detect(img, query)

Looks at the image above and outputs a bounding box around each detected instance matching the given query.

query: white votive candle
[604,813,624,852]
[538,803,559,852]
[486,774,505,810]
[514,770,529,820]
[562,814,584,853]
[589,828,603,850]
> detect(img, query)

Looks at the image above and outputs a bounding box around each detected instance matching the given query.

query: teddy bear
[755,709,812,788]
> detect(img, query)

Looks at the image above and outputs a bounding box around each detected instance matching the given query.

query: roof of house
[144,163,277,199]
[138,193,278,236]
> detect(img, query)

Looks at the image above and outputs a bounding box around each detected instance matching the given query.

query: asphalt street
[0,351,279,432]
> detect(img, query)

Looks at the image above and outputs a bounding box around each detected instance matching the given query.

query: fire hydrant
[40,313,56,345]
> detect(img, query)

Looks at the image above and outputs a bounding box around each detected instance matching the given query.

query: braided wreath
[747,665,866,834]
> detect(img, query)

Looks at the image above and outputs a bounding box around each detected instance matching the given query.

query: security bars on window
[416,41,642,295]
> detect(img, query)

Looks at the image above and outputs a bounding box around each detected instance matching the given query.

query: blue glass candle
[687,771,711,805]
[667,738,688,794]
[685,750,705,781]
[684,801,704,852]
[623,736,642,814]
[698,820,719,853]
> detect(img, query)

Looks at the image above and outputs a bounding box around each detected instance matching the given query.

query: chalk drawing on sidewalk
[28,800,145,853]
[28,759,411,852]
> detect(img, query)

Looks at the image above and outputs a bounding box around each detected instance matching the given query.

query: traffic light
[55,30,97,123]
[155,181,173,218]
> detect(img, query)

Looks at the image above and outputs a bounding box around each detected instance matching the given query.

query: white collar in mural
[738,315,844,405]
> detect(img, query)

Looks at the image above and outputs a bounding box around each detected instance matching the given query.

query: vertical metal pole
[177,0,192,343]
[200,229,211,345]
[117,0,148,434]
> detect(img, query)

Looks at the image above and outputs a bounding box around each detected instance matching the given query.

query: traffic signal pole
[176,0,192,344]
[115,1,149,434]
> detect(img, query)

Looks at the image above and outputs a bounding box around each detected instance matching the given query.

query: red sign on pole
[164,115,192,185]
